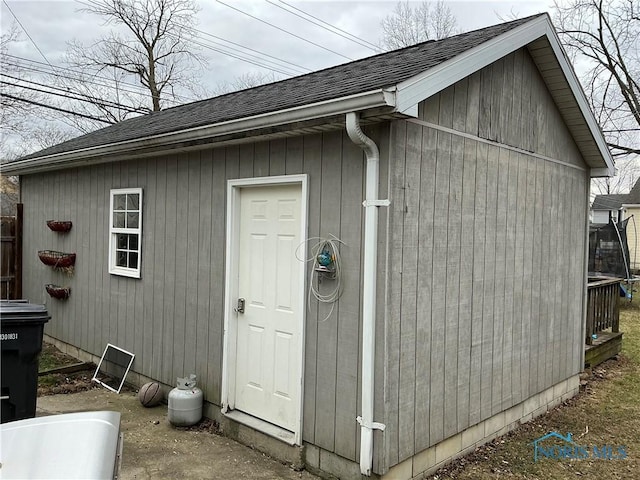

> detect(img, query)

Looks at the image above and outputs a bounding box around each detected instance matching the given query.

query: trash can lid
[0,301,50,325]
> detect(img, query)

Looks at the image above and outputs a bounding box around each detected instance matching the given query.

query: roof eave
[394,14,615,178]
[3,89,395,175]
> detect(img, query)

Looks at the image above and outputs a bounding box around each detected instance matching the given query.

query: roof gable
[625,176,640,204]
[3,13,614,177]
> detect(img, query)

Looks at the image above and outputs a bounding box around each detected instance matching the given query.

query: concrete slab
[36,389,318,480]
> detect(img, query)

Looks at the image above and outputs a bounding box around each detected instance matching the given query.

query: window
[109,188,142,278]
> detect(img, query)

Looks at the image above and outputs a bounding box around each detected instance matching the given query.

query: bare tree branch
[608,143,640,155]
[0,24,39,135]
[213,71,281,96]
[0,23,77,159]
[68,0,207,114]
[554,0,640,164]
[380,0,458,50]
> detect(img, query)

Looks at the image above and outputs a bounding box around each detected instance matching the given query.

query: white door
[233,183,303,431]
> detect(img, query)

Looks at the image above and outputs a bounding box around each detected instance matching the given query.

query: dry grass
[426,300,640,479]
[38,342,97,395]
[38,342,78,372]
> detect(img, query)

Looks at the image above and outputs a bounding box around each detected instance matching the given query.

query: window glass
[127,212,139,229]
[127,194,139,210]
[116,251,127,267]
[117,234,128,249]
[128,252,138,269]
[113,212,125,228]
[114,194,126,211]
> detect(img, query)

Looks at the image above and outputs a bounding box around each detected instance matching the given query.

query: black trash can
[1,300,50,423]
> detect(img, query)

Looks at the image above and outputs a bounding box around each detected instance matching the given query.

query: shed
[3,14,614,479]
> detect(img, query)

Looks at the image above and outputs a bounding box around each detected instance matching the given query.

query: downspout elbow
[346,112,380,166]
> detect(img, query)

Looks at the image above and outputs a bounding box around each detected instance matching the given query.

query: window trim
[109,187,143,278]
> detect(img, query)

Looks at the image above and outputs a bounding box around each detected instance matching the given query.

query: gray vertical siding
[334,133,364,460]
[21,125,390,466]
[313,131,343,452]
[383,47,589,466]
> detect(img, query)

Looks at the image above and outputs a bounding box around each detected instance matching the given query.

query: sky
[0,0,556,155]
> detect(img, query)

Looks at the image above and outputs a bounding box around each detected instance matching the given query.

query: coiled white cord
[296,235,345,322]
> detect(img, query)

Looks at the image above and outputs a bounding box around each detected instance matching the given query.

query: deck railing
[586,277,620,345]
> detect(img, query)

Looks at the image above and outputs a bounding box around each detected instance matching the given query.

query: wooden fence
[586,277,620,345]
[1,204,22,299]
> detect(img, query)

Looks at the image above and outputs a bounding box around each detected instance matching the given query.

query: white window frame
[109,187,143,278]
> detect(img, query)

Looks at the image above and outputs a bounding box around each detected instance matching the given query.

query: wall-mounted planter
[38,250,76,270]
[45,284,71,300]
[46,220,73,233]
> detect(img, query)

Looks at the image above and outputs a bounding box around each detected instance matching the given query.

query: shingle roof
[15,14,541,162]
[592,194,629,210]
[628,177,640,203]
[592,176,640,210]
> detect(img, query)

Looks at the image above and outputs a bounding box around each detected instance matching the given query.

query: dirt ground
[36,389,319,480]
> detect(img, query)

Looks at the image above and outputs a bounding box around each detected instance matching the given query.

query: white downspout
[346,112,388,476]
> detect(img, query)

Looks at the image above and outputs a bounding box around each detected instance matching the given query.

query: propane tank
[168,374,203,426]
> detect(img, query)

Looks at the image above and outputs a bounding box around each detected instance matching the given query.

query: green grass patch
[621,303,640,362]
[38,342,79,372]
[38,374,59,388]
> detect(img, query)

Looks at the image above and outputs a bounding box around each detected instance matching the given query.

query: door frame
[221,174,308,446]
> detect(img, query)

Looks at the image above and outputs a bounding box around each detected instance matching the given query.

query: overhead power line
[189,33,309,75]
[0,77,148,114]
[0,0,133,115]
[10,0,319,103]
[0,92,114,124]
[279,0,381,51]
[7,44,295,106]
[185,35,303,77]
[269,0,382,53]
[2,0,55,68]
[6,0,368,115]
[216,0,354,61]
[75,0,350,76]
[1,71,146,110]
[5,56,167,101]
[180,22,312,74]
[75,0,309,78]
[3,55,190,105]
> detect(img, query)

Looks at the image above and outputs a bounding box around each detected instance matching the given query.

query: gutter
[2,89,396,175]
[346,112,388,476]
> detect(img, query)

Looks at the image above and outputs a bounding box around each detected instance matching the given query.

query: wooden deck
[585,331,623,368]
[585,277,623,367]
